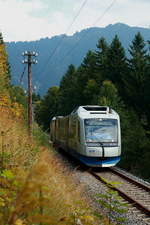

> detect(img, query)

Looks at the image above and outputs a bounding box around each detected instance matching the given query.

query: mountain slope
[6,23,150,95]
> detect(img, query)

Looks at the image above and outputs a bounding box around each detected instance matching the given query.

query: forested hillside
[6,23,150,95]
[35,32,150,180]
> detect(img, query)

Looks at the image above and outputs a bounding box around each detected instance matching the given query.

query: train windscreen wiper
[98,142,105,158]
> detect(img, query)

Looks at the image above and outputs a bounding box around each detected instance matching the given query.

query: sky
[0,0,150,42]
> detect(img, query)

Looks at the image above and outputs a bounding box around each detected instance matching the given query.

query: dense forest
[35,32,150,180]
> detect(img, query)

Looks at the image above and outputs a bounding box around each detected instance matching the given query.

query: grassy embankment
[0,102,106,225]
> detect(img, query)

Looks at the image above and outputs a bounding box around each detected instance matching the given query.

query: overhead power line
[47,0,88,61]
[93,0,116,26]
[65,0,89,34]
[59,0,117,63]
[36,0,88,76]
[19,64,27,84]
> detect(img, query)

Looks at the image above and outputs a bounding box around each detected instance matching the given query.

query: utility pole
[22,51,38,136]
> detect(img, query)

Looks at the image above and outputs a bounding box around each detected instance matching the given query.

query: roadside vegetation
[35,32,150,180]
[0,107,102,225]
[0,33,104,225]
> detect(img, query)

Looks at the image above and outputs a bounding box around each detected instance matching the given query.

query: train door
[53,119,56,141]
[76,119,82,154]
[65,117,69,147]
[68,116,77,150]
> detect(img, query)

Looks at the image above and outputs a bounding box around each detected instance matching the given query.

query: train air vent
[90,112,106,114]
[83,106,110,114]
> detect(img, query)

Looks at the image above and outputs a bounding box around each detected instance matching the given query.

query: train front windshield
[84,119,118,143]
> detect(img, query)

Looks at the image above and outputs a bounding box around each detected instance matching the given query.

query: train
[50,105,121,167]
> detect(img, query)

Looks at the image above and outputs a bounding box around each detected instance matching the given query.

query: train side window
[69,117,76,139]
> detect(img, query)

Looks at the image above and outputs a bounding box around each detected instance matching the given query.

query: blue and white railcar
[50,106,121,167]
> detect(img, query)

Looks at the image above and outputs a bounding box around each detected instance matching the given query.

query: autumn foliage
[0,33,100,225]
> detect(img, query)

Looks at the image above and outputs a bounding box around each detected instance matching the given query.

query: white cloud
[0,0,150,42]
[0,0,75,41]
[111,0,150,28]
[0,0,49,41]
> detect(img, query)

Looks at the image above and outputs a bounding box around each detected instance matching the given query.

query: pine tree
[144,48,150,128]
[35,86,59,130]
[59,64,78,115]
[95,37,109,84]
[126,32,148,117]
[77,50,97,84]
[76,51,97,105]
[106,35,128,98]
[143,41,150,129]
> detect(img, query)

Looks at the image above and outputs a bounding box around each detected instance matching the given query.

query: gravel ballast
[54,148,150,225]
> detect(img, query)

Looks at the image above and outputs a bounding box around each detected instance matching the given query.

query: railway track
[88,167,150,224]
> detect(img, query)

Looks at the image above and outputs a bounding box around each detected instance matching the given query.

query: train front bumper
[78,155,121,167]
[85,146,121,157]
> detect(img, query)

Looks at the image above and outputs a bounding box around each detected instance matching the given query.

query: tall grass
[0,107,102,225]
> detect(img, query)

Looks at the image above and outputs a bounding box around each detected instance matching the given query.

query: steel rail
[89,170,150,217]
[109,167,150,192]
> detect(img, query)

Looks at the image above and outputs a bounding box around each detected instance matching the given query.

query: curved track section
[88,168,150,224]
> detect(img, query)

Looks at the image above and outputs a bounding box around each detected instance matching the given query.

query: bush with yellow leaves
[0,107,102,225]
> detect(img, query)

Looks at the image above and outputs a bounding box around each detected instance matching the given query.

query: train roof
[51,106,119,121]
[71,105,119,119]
